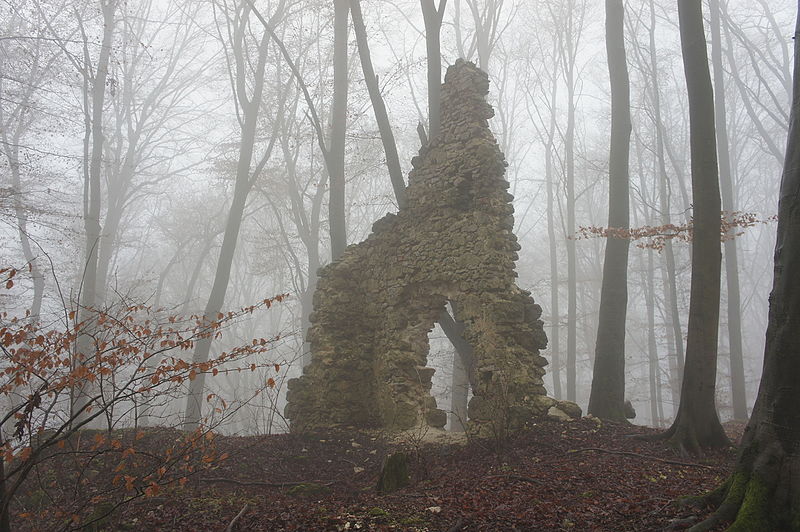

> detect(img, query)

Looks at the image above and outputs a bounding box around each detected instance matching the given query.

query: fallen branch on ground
[225,504,248,532]
[200,477,337,488]
[567,448,717,470]
[486,474,543,485]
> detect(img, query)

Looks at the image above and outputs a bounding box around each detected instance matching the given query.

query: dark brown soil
[14,418,744,531]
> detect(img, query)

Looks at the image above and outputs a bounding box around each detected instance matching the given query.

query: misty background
[0,0,792,434]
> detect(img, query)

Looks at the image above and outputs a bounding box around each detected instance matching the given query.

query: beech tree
[686,5,800,529]
[656,0,728,454]
[420,0,447,141]
[588,0,631,421]
[350,0,407,209]
[94,0,209,302]
[554,0,588,403]
[329,0,349,260]
[646,0,685,403]
[184,0,288,431]
[522,15,564,400]
[0,269,283,532]
[0,7,59,322]
[71,0,119,427]
[709,0,747,421]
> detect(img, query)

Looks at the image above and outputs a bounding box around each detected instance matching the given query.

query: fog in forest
[1,0,793,439]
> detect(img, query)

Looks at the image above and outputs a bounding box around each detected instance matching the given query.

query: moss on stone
[286,482,332,498]
[377,452,410,494]
[368,507,389,517]
[398,515,427,526]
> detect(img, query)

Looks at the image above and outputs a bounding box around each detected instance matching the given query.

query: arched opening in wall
[427,304,473,432]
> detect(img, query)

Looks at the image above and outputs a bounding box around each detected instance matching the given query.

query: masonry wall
[285,60,554,433]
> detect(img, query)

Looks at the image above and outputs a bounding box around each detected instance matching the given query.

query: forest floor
[17,417,744,531]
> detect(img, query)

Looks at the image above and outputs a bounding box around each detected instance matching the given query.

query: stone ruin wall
[285,60,569,433]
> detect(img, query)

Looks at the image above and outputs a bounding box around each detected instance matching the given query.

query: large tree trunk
[657,0,728,455]
[588,0,631,421]
[709,0,748,421]
[329,0,349,260]
[687,7,800,530]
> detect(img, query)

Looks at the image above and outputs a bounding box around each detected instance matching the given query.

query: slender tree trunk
[687,8,800,529]
[565,46,577,404]
[180,236,215,315]
[277,118,324,368]
[588,0,631,421]
[439,306,474,432]
[95,188,125,300]
[719,2,786,166]
[646,250,661,427]
[73,0,117,427]
[464,0,497,72]
[655,366,665,426]
[0,21,54,324]
[183,27,271,431]
[329,0,349,260]
[709,0,747,421]
[545,70,562,400]
[183,147,255,431]
[647,0,685,397]
[439,303,475,432]
[421,0,447,141]
[659,267,681,418]
[658,0,728,454]
[449,338,469,432]
[153,241,189,309]
[349,0,406,209]
[0,435,9,532]
[6,142,45,319]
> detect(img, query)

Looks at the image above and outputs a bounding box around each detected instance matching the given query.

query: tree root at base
[686,461,799,532]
